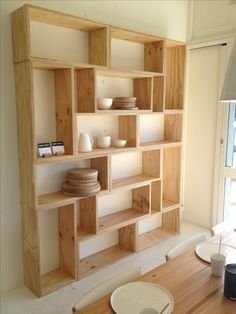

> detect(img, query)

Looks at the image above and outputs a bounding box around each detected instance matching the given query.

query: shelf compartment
[111,27,165,74]
[162,199,180,211]
[12,5,109,66]
[79,244,135,279]
[153,76,165,112]
[39,203,77,295]
[151,181,162,214]
[165,45,185,110]
[137,207,180,251]
[164,114,183,142]
[78,196,97,240]
[98,185,150,233]
[33,67,74,158]
[112,174,158,191]
[40,268,75,296]
[162,147,181,210]
[138,227,177,251]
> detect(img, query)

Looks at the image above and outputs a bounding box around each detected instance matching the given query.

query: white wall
[0,0,188,292]
[190,0,236,41]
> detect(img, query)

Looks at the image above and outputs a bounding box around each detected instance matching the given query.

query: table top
[75,230,236,314]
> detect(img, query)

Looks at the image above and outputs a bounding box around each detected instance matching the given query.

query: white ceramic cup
[211,253,226,276]
[97,136,111,148]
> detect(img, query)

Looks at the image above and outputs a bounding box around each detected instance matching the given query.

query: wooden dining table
[75,230,236,313]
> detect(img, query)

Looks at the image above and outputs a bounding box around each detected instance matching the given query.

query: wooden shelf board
[77,146,136,159]
[37,190,107,210]
[104,68,164,79]
[36,154,75,165]
[40,268,75,296]
[162,199,180,211]
[140,140,182,150]
[79,245,134,279]
[77,227,96,242]
[138,227,177,251]
[76,110,152,115]
[112,174,159,191]
[164,109,184,115]
[29,4,107,32]
[98,207,150,233]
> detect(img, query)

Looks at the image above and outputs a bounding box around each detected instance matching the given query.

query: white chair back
[72,267,141,312]
[165,233,207,261]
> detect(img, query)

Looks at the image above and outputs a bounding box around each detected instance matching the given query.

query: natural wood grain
[76,68,96,112]
[118,115,137,147]
[75,232,236,314]
[79,245,134,279]
[29,5,106,31]
[162,207,180,233]
[144,41,165,73]
[55,69,74,155]
[138,227,176,251]
[139,140,182,150]
[58,204,77,278]
[132,185,150,213]
[112,175,159,191]
[98,208,150,233]
[41,268,75,296]
[153,76,165,112]
[91,156,108,191]
[165,45,185,109]
[80,196,97,234]
[162,199,180,210]
[151,181,161,213]
[133,77,152,110]
[142,149,160,178]
[163,147,181,205]
[11,5,31,63]
[89,27,109,67]
[119,223,137,252]
[164,113,183,142]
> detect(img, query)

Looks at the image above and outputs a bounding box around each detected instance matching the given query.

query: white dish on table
[110,282,174,314]
[195,242,236,263]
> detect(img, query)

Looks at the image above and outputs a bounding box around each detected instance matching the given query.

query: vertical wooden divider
[132,185,150,214]
[58,203,77,279]
[80,196,97,234]
[162,207,180,233]
[14,61,41,296]
[91,156,108,191]
[55,68,73,155]
[77,68,96,112]
[144,41,165,73]
[118,116,137,147]
[89,26,110,67]
[133,77,153,110]
[119,223,138,252]
[153,76,165,112]
[142,150,160,178]
[151,181,162,213]
[164,114,183,142]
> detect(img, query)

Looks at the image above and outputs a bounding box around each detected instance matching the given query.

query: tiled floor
[1,222,210,314]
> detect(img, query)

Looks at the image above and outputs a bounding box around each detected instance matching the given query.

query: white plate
[110,282,174,314]
[195,242,236,263]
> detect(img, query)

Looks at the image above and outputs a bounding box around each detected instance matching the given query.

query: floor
[1,222,210,314]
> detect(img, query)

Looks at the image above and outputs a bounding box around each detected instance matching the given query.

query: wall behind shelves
[0,0,188,293]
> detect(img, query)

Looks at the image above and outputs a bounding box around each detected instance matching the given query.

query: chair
[72,267,141,312]
[211,221,228,236]
[165,233,207,261]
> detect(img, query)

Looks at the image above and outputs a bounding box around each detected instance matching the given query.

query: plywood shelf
[162,199,180,211]
[99,68,164,79]
[36,154,75,165]
[138,228,177,251]
[98,208,150,233]
[77,147,137,159]
[37,190,107,210]
[140,140,182,150]
[77,227,96,242]
[112,175,159,191]
[77,110,153,115]
[40,268,75,296]
[79,245,134,279]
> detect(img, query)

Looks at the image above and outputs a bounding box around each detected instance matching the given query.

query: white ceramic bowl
[97,98,113,110]
[113,139,127,148]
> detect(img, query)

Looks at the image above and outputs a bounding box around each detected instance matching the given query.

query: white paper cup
[211,253,226,276]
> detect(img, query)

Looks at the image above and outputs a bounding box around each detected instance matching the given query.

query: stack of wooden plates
[62,168,101,196]
[112,97,137,110]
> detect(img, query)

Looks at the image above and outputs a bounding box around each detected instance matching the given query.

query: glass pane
[226,102,236,168]
[224,178,236,221]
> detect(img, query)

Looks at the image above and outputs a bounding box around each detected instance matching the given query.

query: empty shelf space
[40,268,75,296]
[138,228,177,251]
[79,245,134,279]
[77,227,96,242]
[162,199,180,211]
[37,190,107,210]
[112,175,159,191]
[98,208,149,233]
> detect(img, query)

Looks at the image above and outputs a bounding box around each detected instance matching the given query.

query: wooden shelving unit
[12,4,185,297]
